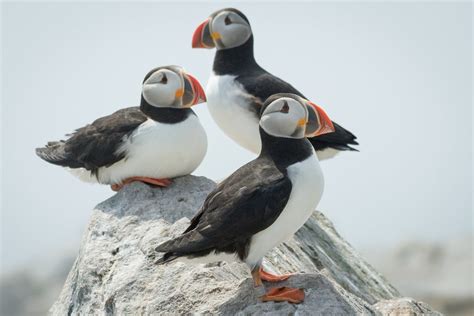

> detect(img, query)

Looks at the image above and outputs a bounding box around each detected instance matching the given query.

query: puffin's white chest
[70,115,207,184]
[245,154,324,267]
[206,73,261,153]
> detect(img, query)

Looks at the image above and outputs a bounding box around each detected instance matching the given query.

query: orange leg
[251,266,264,287]
[259,266,293,282]
[111,177,172,191]
[251,266,304,304]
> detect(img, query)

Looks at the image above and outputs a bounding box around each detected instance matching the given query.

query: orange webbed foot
[259,267,293,282]
[111,183,122,191]
[260,287,305,304]
[111,177,172,191]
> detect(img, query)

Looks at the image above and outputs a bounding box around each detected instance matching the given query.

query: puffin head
[141,65,206,109]
[192,8,252,50]
[260,94,335,139]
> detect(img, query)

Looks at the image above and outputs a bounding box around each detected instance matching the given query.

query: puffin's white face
[142,67,206,108]
[260,95,336,139]
[192,10,252,50]
[260,98,308,139]
[142,69,182,108]
[211,11,251,49]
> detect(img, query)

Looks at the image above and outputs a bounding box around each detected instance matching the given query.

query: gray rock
[373,298,443,316]
[50,175,440,315]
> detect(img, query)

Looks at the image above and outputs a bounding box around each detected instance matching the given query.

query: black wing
[239,72,305,103]
[238,71,358,152]
[35,107,147,174]
[155,157,292,263]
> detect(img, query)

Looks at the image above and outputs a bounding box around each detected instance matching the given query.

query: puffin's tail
[154,231,210,265]
[155,252,179,265]
[35,141,80,167]
[155,239,182,265]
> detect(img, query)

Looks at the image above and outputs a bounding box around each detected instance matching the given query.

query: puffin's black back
[35,107,147,174]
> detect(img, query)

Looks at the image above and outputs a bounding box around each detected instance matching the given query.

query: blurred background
[1,1,472,315]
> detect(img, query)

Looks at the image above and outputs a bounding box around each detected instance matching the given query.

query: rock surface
[50,176,441,315]
[373,298,442,316]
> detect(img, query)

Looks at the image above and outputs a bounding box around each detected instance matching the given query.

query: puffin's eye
[280,101,289,113]
[224,15,232,25]
[160,73,168,84]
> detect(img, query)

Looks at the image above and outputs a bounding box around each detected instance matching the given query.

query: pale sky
[1,2,472,274]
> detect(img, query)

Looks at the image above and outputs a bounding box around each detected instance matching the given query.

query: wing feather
[155,158,292,262]
[36,107,146,172]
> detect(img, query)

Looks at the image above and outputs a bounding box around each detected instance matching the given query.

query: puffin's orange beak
[305,101,335,137]
[192,19,214,49]
[186,73,206,105]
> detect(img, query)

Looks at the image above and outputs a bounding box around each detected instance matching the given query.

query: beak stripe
[192,19,215,49]
[186,73,207,106]
[192,19,209,48]
[307,101,335,137]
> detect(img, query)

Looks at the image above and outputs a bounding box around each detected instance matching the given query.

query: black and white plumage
[36,65,207,188]
[192,8,358,160]
[156,94,334,303]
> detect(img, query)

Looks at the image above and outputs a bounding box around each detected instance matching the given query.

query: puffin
[36,65,208,191]
[192,8,358,160]
[155,93,335,304]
